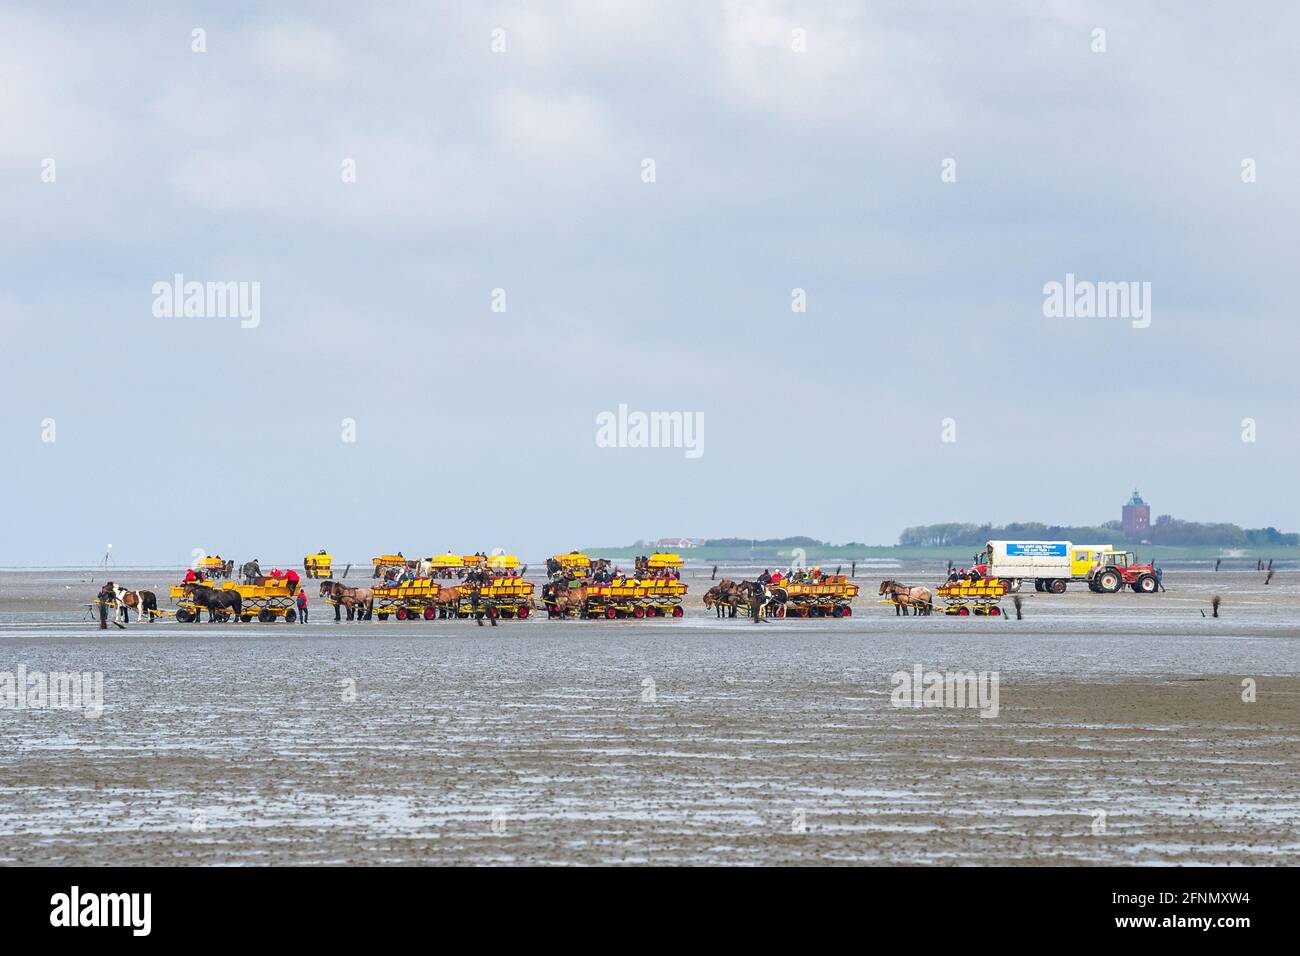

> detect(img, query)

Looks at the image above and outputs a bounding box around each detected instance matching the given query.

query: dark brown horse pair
[703,579,745,617]
[181,582,243,622]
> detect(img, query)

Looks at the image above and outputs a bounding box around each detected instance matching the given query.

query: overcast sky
[3,1,1298,566]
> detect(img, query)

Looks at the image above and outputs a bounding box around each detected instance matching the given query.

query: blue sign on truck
[1006,543,1067,557]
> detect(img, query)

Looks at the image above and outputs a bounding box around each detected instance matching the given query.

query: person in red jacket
[296,588,308,624]
[183,568,198,584]
[283,567,300,595]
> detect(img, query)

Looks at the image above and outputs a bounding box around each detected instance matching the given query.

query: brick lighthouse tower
[1121,489,1150,538]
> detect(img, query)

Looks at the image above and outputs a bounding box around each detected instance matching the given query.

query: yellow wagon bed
[935,578,1009,616]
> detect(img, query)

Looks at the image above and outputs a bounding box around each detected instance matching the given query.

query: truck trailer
[973,541,1116,593]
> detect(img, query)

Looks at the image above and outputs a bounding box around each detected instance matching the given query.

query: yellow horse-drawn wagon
[303,551,333,579]
[542,552,688,619]
[194,555,232,579]
[935,578,1009,616]
[372,553,416,578]
[171,577,301,623]
[374,579,536,621]
[775,576,859,618]
[373,552,534,621]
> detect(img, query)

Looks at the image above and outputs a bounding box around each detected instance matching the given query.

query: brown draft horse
[703,579,744,618]
[543,583,589,618]
[879,580,933,616]
[320,581,374,620]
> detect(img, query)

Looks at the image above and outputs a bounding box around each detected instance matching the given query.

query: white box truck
[974,541,1085,593]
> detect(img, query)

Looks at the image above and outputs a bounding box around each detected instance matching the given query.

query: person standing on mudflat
[97,583,113,630]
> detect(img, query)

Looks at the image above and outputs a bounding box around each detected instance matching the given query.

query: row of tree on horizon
[629,519,1300,550]
[899,517,1298,548]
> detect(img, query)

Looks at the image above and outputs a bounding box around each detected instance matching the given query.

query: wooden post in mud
[1215,558,1221,573]
[342,563,351,578]
[850,561,856,578]
[711,565,717,580]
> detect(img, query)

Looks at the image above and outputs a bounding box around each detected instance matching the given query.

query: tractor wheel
[1097,570,1121,593]
[671,606,684,618]
[1034,579,1045,592]
[1049,579,1067,594]
[989,606,1001,616]
[517,605,530,619]
[258,610,273,623]
[424,607,436,620]
[241,615,253,623]
[633,607,645,619]
[1136,575,1158,593]
[175,609,192,623]
[377,613,388,622]
[957,606,970,616]
[396,607,408,621]
[644,606,656,618]
[284,609,297,623]
[605,607,617,620]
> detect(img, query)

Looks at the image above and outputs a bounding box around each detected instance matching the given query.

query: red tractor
[1087,551,1161,594]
